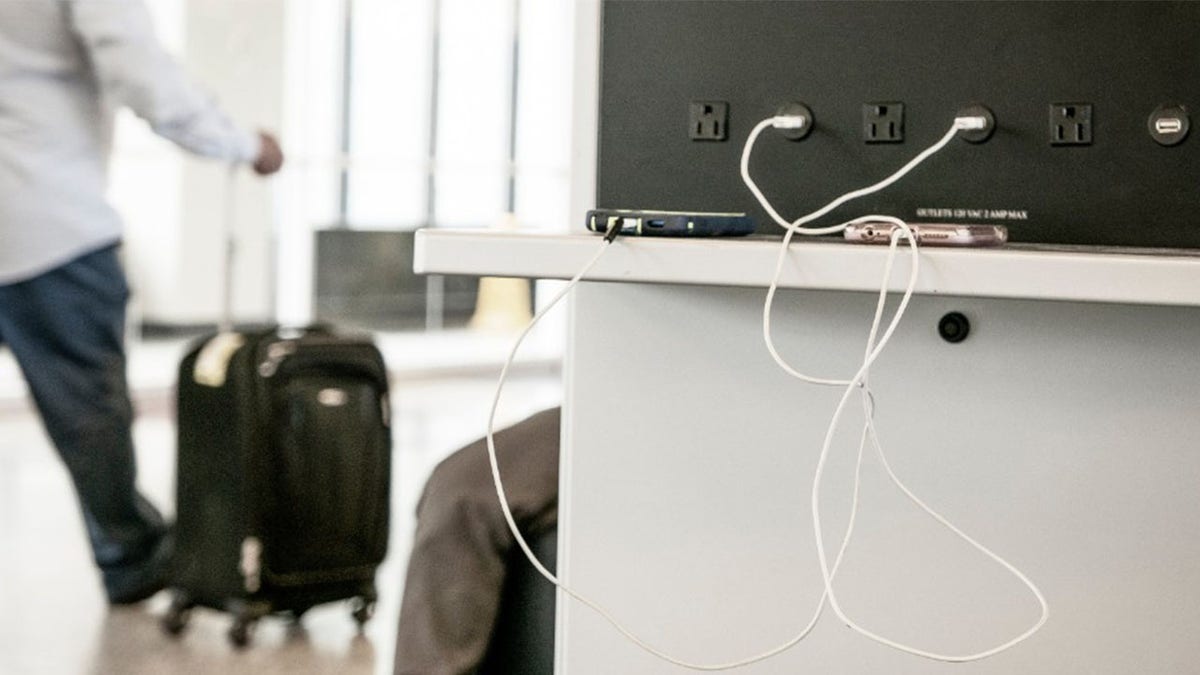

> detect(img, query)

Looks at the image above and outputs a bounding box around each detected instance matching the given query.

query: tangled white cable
[743,115,1049,662]
[482,113,1047,671]
[484,238,871,670]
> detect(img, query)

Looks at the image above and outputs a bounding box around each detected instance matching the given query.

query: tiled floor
[0,333,562,675]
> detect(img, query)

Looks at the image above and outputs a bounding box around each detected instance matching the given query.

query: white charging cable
[804,254,1050,660]
[485,233,876,670]
[747,117,974,386]
[743,116,977,235]
[481,113,1045,671]
[742,116,1049,662]
[485,227,916,671]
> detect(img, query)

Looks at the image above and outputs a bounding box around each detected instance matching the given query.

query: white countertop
[414,228,1200,307]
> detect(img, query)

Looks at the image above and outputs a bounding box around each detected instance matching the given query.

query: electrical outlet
[864,102,904,143]
[1050,103,1093,145]
[689,101,728,141]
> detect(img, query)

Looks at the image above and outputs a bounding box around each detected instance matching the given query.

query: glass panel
[433,0,513,226]
[513,0,573,233]
[514,171,571,231]
[277,0,348,324]
[434,167,508,228]
[345,0,433,227]
[346,168,428,229]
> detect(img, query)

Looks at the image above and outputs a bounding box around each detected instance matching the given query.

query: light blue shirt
[0,0,259,284]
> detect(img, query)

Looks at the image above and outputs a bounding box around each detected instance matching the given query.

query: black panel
[598,0,1200,248]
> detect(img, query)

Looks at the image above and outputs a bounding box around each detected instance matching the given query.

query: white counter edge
[414,229,1200,307]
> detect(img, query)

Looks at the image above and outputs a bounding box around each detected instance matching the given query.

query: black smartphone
[586,209,756,237]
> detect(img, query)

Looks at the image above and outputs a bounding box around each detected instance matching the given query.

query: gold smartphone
[844,222,1008,247]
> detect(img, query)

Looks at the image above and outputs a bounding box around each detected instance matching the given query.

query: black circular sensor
[938,312,970,343]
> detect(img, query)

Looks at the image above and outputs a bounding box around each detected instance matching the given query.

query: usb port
[1155,118,1184,134]
[646,219,665,228]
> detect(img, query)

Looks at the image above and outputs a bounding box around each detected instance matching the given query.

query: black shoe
[105,529,174,606]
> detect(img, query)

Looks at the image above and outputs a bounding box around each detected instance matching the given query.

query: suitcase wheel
[351,596,376,629]
[288,606,311,624]
[161,592,193,637]
[229,614,257,648]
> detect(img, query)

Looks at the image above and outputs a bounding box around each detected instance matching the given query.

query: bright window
[277,0,575,325]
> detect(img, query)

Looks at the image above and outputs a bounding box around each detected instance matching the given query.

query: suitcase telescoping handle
[191,166,242,388]
[217,166,330,338]
[218,166,320,337]
[220,164,238,334]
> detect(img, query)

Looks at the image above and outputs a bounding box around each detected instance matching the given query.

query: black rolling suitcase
[161,170,391,647]
[162,327,391,646]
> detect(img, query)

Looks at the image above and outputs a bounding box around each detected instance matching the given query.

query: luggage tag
[194,332,246,387]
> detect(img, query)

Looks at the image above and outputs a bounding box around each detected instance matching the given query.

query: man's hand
[253,132,284,176]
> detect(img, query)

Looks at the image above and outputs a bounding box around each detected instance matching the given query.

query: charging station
[597,1,1200,248]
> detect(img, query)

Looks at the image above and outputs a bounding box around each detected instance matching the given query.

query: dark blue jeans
[0,245,166,596]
